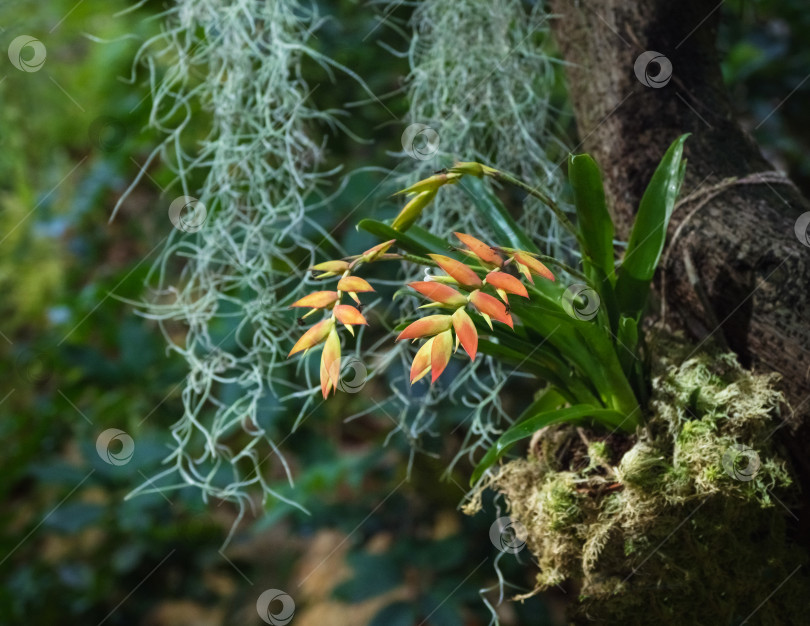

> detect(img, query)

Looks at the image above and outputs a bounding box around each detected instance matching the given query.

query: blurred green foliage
[720,0,810,195]
[0,0,807,624]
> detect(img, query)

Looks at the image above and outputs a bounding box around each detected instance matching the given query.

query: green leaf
[616,315,649,409]
[567,153,621,332]
[458,176,540,253]
[408,224,464,257]
[476,338,569,392]
[616,315,639,375]
[615,134,689,320]
[530,385,568,414]
[476,338,601,407]
[509,301,638,415]
[568,154,615,282]
[471,405,630,484]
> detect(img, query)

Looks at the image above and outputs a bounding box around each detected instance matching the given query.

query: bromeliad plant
[288,135,689,484]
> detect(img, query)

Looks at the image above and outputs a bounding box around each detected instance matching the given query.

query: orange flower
[320,327,341,398]
[428,254,483,288]
[512,251,555,284]
[430,330,454,382]
[484,271,529,301]
[337,276,373,292]
[291,291,339,309]
[396,315,453,342]
[469,290,514,329]
[288,318,334,357]
[333,304,368,336]
[408,281,468,308]
[452,308,478,360]
[337,276,374,304]
[410,337,434,384]
[359,239,395,263]
[333,304,367,325]
[310,260,350,278]
[454,232,503,267]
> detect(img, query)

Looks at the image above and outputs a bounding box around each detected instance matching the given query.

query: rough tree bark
[549,0,810,529]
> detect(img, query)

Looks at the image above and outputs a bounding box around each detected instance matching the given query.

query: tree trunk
[549,0,810,524]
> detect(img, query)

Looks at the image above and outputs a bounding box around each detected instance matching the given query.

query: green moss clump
[488,338,807,624]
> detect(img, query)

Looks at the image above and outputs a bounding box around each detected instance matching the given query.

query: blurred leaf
[44,502,104,533]
[568,153,615,282]
[419,591,464,626]
[370,601,416,626]
[333,552,402,602]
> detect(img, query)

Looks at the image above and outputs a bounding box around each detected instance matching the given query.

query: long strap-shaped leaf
[470,405,630,484]
[615,134,689,320]
[568,153,622,333]
[568,154,615,283]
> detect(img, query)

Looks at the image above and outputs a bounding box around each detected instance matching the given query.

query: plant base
[471,337,808,624]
